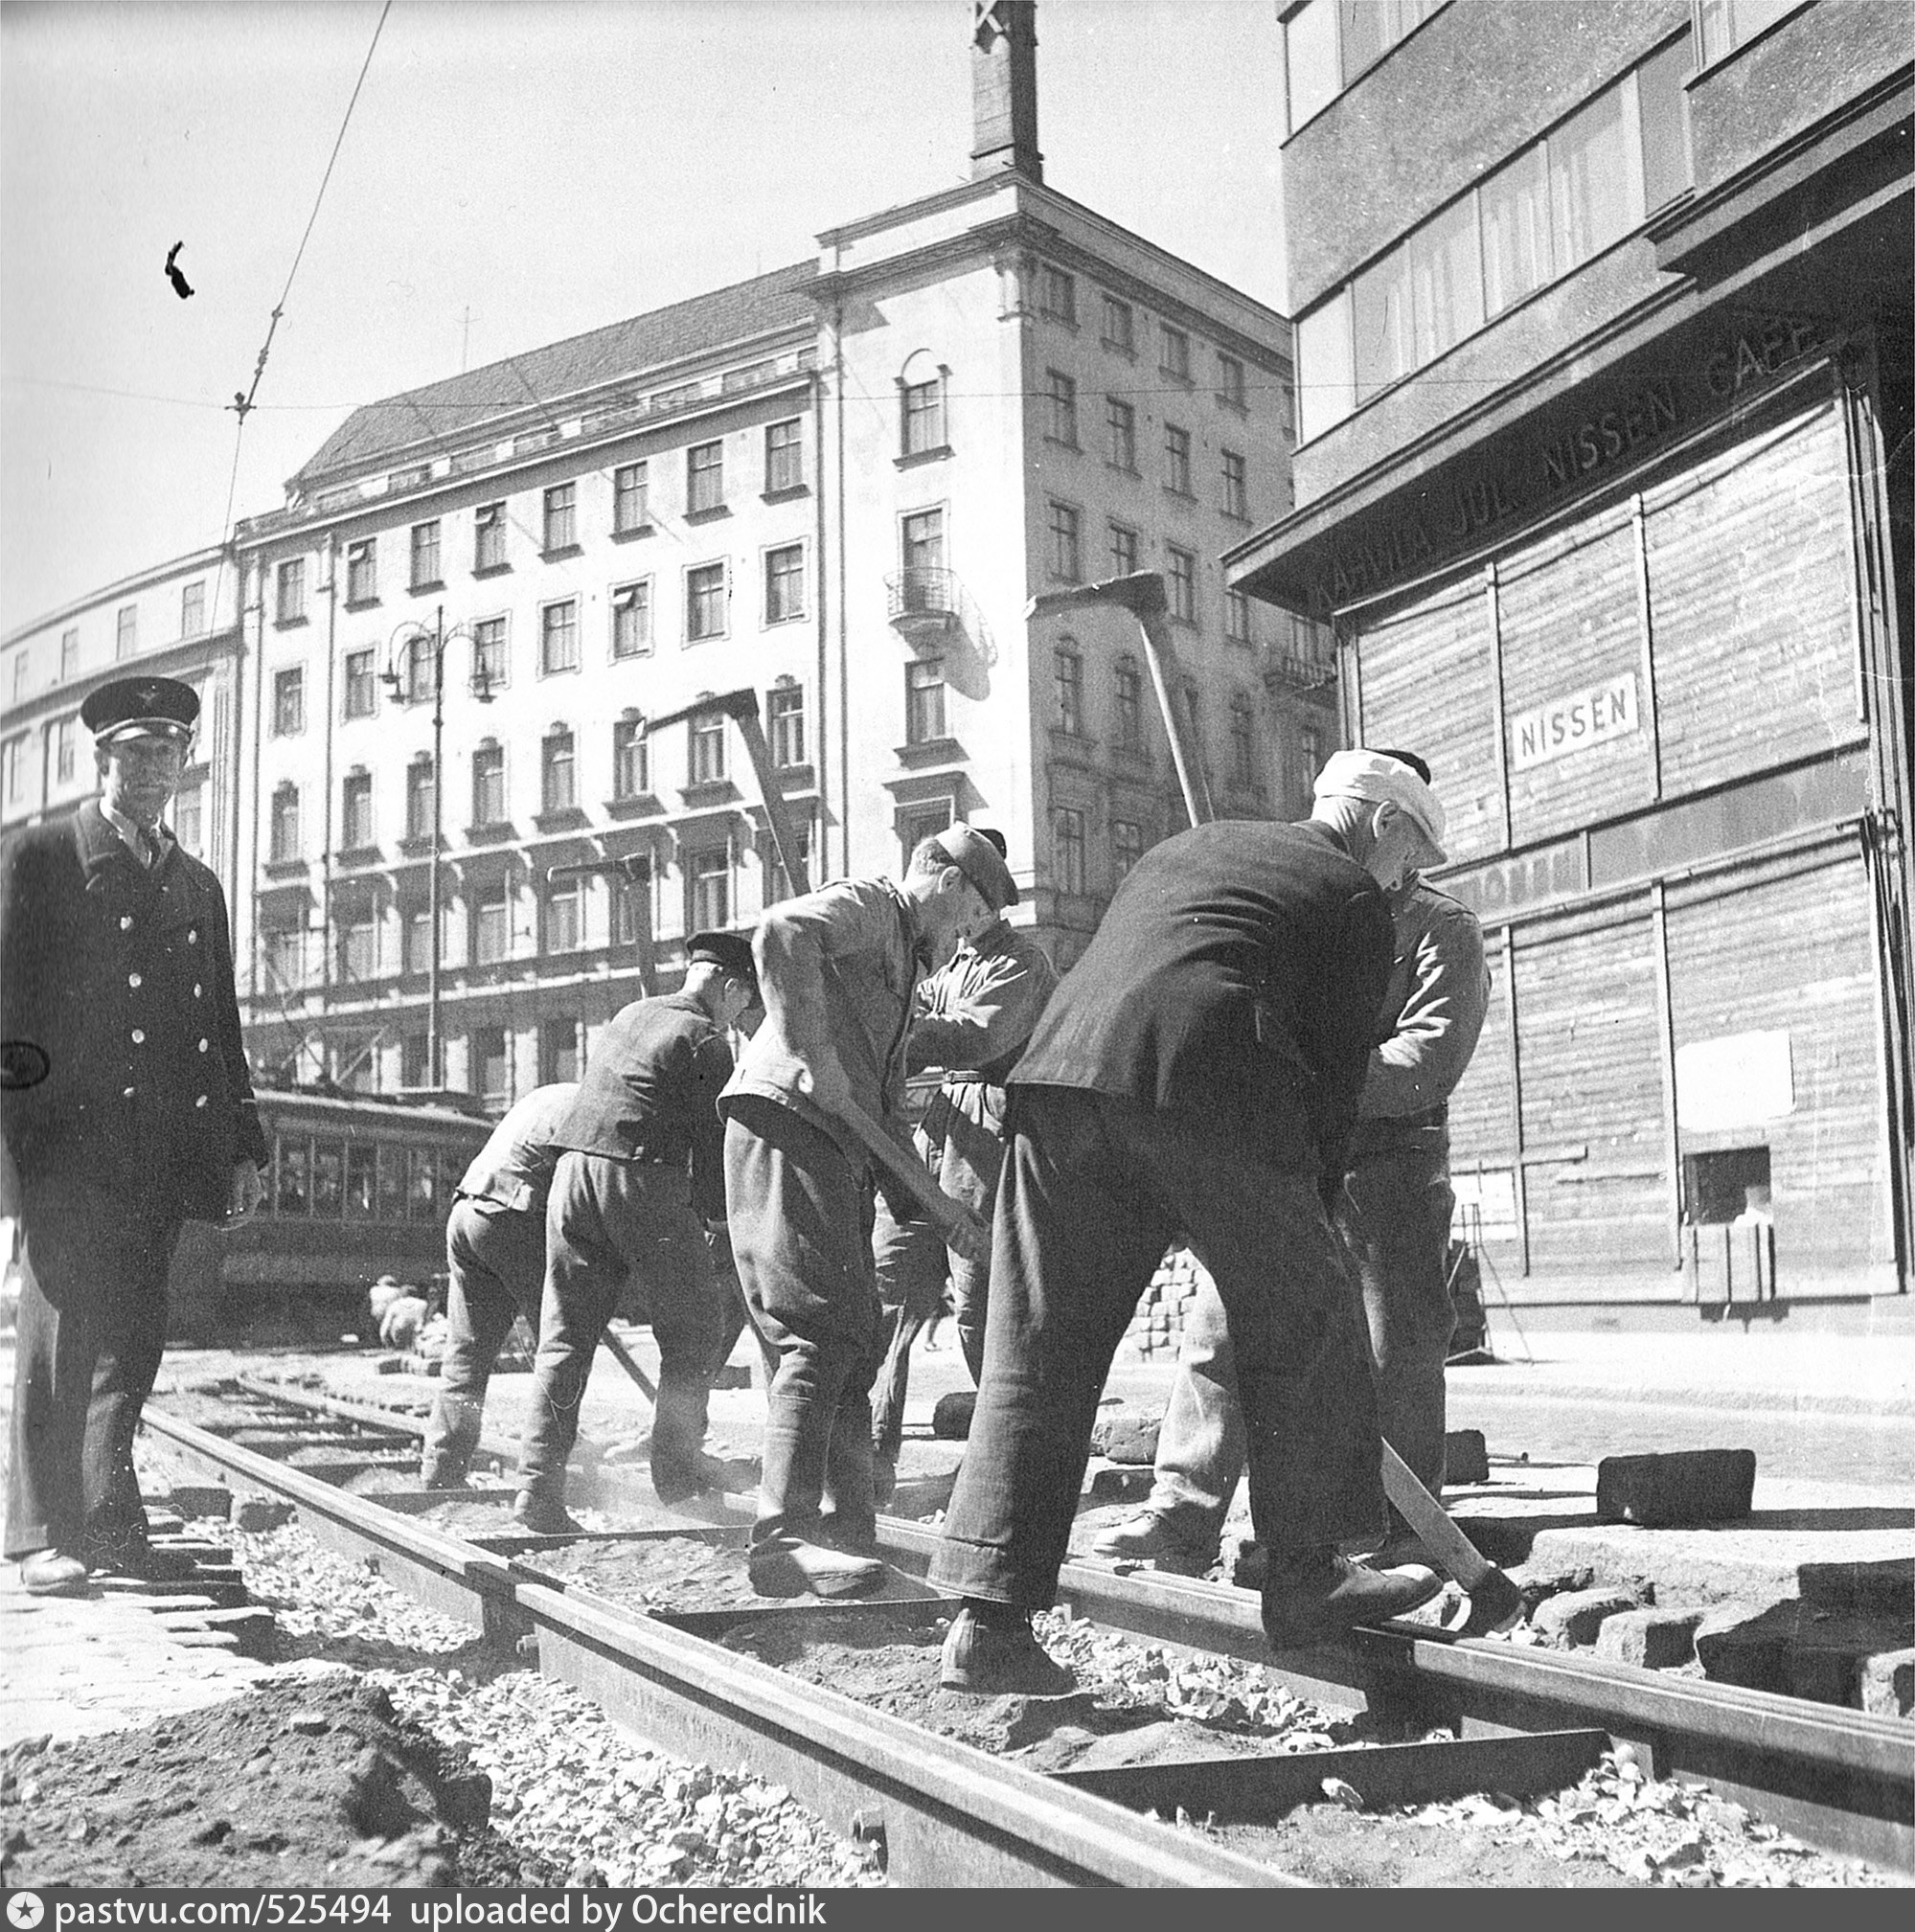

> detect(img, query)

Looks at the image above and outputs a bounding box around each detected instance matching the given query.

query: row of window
[5,582,211,706]
[267,686,809,861]
[263,1133,459,1223]
[1040,376,1252,516]
[1033,264,1252,412]
[1040,507,1257,642]
[273,423,807,623]
[1049,643,1273,791]
[263,839,793,990]
[1296,37,1691,441]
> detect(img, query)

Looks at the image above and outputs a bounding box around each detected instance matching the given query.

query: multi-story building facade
[0,546,244,901]
[232,0,1332,1106]
[1230,0,1912,1302]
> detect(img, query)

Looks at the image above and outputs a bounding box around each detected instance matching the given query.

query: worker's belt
[944,1072,991,1086]
[1395,1102,1448,1129]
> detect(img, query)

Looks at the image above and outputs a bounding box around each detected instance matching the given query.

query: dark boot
[940,1602,1076,1695]
[1261,1546,1443,1648]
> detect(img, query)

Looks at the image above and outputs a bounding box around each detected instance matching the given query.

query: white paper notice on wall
[1509,671,1639,771]
[1676,1030,1795,1132]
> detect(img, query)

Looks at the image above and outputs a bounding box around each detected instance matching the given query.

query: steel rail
[142,1404,1293,1887]
[171,1381,1915,1873]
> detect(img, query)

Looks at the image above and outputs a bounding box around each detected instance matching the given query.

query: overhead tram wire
[208,0,395,620]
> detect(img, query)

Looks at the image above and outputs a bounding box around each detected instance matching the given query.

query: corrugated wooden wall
[1645,403,1863,794]
[1667,843,1888,1271]
[1354,578,1502,859]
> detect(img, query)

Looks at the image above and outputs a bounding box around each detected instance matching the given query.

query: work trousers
[519,1152,721,1506]
[929,1087,1383,1610]
[867,1083,1001,1460]
[1147,1128,1459,1546]
[5,1171,181,1561]
[723,1098,882,1557]
[422,1198,546,1486]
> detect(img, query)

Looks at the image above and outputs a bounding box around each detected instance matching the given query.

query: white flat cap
[1313,748,1448,864]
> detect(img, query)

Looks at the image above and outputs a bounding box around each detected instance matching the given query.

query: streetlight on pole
[384,606,491,1091]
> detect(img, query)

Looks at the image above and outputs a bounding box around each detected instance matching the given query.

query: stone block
[1595,1449,1755,1527]
[168,1485,232,1522]
[1797,1558,1915,1618]
[1084,1466,1152,1505]
[192,1606,278,1663]
[235,1496,295,1533]
[1531,1584,1646,1648]
[1091,1413,1162,1466]
[1696,1600,1915,1707]
[1444,1430,1490,1486]
[1859,1648,1915,1718]
[930,1391,977,1441]
[1593,1607,1706,1669]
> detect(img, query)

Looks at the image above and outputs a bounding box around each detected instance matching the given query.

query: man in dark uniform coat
[515,933,758,1530]
[420,1080,578,1489]
[931,761,1453,1692]
[1,676,266,1595]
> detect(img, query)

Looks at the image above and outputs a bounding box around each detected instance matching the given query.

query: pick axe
[1027,572,1523,1635]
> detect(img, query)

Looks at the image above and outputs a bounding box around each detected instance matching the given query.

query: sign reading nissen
[1509,671,1640,771]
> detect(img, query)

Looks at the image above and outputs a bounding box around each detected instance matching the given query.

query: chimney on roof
[969,0,1041,183]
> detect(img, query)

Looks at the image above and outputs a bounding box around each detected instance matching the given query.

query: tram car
[167,1085,493,1343]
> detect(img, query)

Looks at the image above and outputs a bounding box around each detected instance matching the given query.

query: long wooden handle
[1379,1439,1493,1587]
[598,1325,658,1404]
[835,1095,991,1261]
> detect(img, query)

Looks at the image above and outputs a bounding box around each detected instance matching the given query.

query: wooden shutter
[1666,842,1889,1275]
[1497,507,1654,846]
[1644,400,1861,796]
[1352,576,1502,862]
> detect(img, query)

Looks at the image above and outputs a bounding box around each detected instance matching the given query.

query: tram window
[344,1143,377,1220]
[376,1144,407,1221]
[408,1148,439,1222]
[439,1150,466,1215]
[312,1139,345,1217]
[275,1138,310,1215]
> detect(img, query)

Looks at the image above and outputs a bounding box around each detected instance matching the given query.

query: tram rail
[143,1377,1914,1884]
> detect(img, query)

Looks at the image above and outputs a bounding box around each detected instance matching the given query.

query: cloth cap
[930,821,1018,910]
[686,929,758,990]
[81,675,198,746]
[1313,747,1448,864]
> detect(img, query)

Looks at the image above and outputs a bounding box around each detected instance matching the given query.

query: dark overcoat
[0,803,266,1220]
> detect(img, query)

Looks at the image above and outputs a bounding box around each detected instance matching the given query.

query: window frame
[1220,448,1249,520]
[345,537,377,605]
[1108,521,1139,579]
[272,666,306,738]
[180,580,206,637]
[472,614,510,691]
[410,519,443,590]
[405,756,436,841]
[766,682,806,769]
[473,502,509,572]
[541,483,578,554]
[539,597,581,676]
[1158,324,1192,384]
[540,727,578,814]
[343,648,378,720]
[687,439,725,515]
[1053,805,1087,897]
[688,712,728,786]
[904,656,947,746]
[115,604,138,660]
[275,558,307,625]
[1100,292,1135,354]
[610,579,653,661]
[611,716,650,800]
[1054,643,1085,738]
[269,782,302,863]
[1167,545,1197,625]
[1106,395,1137,472]
[471,741,508,827]
[1037,263,1077,326]
[613,460,650,534]
[764,418,805,492]
[764,541,808,625]
[1164,421,1193,497]
[1043,368,1079,448]
[1113,655,1144,749]
[1216,352,1247,410]
[686,559,730,643]
[686,846,731,931]
[341,769,376,850]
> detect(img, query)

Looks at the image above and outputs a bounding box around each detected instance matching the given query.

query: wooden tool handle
[1379,1439,1494,1587]
[836,1095,991,1262]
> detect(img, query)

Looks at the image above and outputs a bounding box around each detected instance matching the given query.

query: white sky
[0,0,1288,635]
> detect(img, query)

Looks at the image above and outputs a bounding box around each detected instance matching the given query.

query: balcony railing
[886,568,960,637]
[1265,648,1338,699]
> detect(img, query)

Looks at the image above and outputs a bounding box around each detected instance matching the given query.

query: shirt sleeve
[905,946,1056,1073]
[1315,887,1396,1176]
[1359,901,1491,1118]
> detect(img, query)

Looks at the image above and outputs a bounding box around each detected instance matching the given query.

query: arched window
[899,351,948,458]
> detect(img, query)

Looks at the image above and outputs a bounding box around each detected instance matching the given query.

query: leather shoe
[940,1604,1077,1695]
[512,1492,582,1536]
[1261,1547,1444,1648]
[651,1451,732,1506]
[19,1549,89,1597]
[1090,1509,1217,1577]
[746,1539,887,1600]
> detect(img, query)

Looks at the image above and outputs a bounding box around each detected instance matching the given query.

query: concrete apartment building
[1229,0,1912,1303]
[230,0,1331,1105]
[0,547,245,903]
